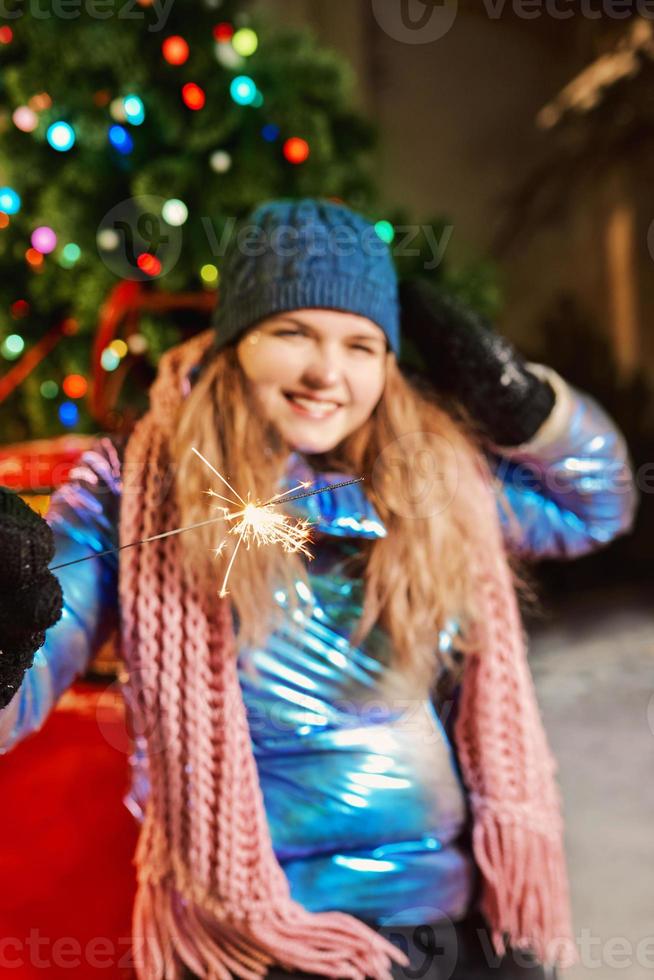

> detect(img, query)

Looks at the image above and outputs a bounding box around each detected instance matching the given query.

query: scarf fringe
[471,803,579,970]
[131,872,410,980]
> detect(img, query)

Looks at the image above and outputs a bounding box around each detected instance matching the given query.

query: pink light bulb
[31,226,57,254]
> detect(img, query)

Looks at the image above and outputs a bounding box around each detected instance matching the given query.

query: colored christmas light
[261,123,280,142]
[127,333,148,355]
[25,248,44,267]
[200,263,219,284]
[0,320,67,404]
[109,339,128,358]
[58,401,78,427]
[31,226,57,254]
[283,137,310,164]
[213,22,234,42]
[62,374,88,399]
[12,107,38,132]
[0,187,21,214]
[210,150,232,173]
[97,228,120,251]
[60,243,81,268]
[1,334,24,359]
[123,95,145,125]
[47,121,75,152]
[375,220,395,244]
[109,124,134,154]
[215,43,244,70]
[109,98,127,122]
[162,198,188,226]
[162,35,189,65]
[230,75,257,106]
[10,300,29,319]
[61,317,80,335]
[0,214,9,229]
[100,348,121,371]
[137,252,162,276]
[0,26,13,44]
[181,83,206,110]
[29,93,51,112]
[232,28,258,57]
[40,380,58,399]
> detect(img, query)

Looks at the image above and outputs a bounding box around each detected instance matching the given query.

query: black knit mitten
[399,278,555,446]
[0,488,63,709]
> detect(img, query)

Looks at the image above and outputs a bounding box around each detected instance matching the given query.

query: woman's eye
[273,330,374,353]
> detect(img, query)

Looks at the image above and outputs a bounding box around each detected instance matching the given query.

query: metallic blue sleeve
[486,362,639,560]
[0,436,122,752]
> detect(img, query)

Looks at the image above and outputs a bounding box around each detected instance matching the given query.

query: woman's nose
[301,346,342,387]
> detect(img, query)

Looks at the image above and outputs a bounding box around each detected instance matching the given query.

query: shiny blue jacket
[0,362,638,925]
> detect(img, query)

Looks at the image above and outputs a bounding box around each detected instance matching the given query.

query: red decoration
[0,679,138,977]
[213,22,234,42]
[0,26,13,44]
[181,82,205,110]
[283,137,310,164]
[0,435,97,491]
[162,35,189,66]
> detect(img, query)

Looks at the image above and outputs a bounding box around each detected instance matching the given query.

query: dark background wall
[254,2,654,386]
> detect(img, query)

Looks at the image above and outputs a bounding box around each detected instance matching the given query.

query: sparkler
[192,446,318,597]
[50,446,364,599]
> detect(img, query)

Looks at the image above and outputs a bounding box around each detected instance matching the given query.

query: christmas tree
[0,0,500,443]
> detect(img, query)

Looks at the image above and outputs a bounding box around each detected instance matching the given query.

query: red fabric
[0,435,95,492]
[0,681,139,979]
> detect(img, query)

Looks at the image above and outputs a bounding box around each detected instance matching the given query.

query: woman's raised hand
[399,277,556,446]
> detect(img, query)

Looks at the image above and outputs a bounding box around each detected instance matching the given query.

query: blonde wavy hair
[171,343,535,702]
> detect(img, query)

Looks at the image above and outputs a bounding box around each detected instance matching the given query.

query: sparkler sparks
[191,447,358,598]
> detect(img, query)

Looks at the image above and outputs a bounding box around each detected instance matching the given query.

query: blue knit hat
[212,198,400,354]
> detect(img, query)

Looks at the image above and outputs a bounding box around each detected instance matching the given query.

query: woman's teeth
[286,394,341,418]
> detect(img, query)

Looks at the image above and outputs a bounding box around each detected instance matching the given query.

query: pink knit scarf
[118,331,578,979]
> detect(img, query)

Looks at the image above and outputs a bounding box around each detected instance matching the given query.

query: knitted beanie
[212,198,400,354]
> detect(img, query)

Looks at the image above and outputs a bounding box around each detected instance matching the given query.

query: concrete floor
[528,583,654,980]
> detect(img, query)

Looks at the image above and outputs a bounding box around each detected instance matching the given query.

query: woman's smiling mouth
[284,392,343,419]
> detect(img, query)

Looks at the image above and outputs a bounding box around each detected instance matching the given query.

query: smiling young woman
[0,198,638,980]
